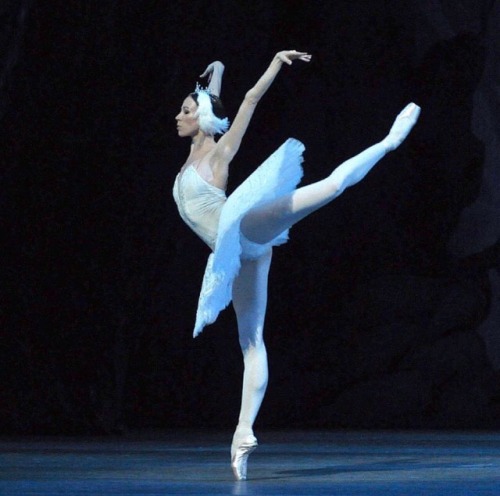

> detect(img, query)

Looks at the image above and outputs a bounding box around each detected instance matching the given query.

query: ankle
[234,423,254,439]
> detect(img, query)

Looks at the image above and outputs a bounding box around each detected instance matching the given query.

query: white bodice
[173,165,226,250]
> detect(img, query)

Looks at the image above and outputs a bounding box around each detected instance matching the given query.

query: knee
[325,174,343,197]
[239,329,266,354]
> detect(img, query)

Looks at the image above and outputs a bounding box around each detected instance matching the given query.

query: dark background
[1,0,499,434]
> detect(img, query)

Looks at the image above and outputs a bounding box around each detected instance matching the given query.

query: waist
[173,176,226,249]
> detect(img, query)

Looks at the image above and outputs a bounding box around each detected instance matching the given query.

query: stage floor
[1,430,499,495]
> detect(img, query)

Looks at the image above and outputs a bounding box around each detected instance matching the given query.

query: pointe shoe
[231,434,258,481]
[382,102,421,152]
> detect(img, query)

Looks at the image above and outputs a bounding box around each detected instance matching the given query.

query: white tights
[231,250,272,438]
[232,102,420,437]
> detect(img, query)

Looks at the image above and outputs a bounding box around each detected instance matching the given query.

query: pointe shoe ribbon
[231,434,258,481]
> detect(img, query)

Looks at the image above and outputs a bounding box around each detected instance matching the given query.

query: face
[175,96,199,138]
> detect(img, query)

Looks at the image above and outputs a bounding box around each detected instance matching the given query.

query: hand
[199,61,225,83]
[276,50,312,65]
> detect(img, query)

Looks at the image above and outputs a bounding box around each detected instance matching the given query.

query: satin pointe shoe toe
[383,102,421,152]
[231,434,258,481]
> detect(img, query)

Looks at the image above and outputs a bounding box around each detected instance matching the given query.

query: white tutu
[193,138,305,337]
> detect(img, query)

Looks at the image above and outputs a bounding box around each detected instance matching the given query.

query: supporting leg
[230,250,272,480]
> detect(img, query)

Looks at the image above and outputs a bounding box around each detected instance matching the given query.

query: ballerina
[173,50,420,480]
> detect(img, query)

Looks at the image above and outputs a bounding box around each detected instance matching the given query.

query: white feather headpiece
[194,84,230,136]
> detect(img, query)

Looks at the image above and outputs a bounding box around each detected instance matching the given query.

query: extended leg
[230,250,272,480]
[241,102,421,244]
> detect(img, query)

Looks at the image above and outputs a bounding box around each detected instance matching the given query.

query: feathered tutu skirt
[193,138,305,337]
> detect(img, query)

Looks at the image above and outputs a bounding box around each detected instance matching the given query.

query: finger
[278,54,292,64]
[199,64,214,77]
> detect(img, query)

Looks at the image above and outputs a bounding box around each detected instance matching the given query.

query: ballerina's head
[176,85,229,138]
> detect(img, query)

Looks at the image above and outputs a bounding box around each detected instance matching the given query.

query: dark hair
[189,92,227,120]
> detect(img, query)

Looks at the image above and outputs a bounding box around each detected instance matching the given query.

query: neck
[191,132,215,150]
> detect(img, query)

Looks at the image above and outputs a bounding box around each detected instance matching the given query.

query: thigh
[232,250,272,347]
[240,196,293,245]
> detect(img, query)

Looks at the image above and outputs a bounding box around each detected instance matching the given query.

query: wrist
[273,52,284,64]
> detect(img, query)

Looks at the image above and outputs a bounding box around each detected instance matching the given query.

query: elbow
[244,89,260,106]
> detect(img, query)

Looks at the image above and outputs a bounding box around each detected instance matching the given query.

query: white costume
[173,138,305,336]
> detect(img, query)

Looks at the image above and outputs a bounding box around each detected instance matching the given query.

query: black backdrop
[1,0,499,434]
